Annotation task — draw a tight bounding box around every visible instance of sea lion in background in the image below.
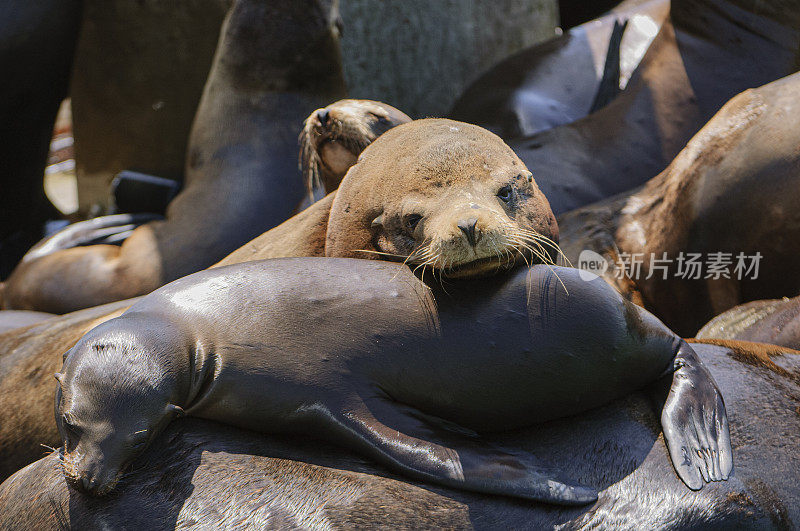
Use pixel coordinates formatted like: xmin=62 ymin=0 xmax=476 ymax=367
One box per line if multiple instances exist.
xmin=300 ymin=99 xmax=411 ymax=200
xmin=451 ymin=0 xmax=669 ymax=138
xmin=556 ymin=72 xmax=800 ymax=336
xmin=453 ymin=0 xmax=800 ymax=215
xmin=55 ymin=259 xmax=729 ymax=498
xmin=4 ymin=341 xmax=795 ymax=528
xmin=0 ymin=0 xmax=81 ymax=278
xmin=697 ymin=295 xmax=800 ymax=350
xmin=1 ymin=0 xmax=346 ymax=314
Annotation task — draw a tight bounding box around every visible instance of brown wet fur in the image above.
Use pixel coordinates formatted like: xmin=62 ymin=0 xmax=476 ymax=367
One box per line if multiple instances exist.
xmin=688 ymin=338 xmax=800 ymax=381
xmin=697 ymin=295 xmax=800 ymax=350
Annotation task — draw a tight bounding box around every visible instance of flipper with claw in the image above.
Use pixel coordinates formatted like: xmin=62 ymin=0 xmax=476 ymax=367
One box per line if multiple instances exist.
xmin=656 ymin=340 xmax=733 ymax=489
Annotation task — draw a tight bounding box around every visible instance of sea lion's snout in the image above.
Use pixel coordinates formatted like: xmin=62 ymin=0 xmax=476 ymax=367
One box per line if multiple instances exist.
xmin=65 ymin=456 xmax=121 ymax=497
xmin=457 ymin=217 xmax=480 ymax=247
xmin=317 ymin=108 xmax=330 ymax=126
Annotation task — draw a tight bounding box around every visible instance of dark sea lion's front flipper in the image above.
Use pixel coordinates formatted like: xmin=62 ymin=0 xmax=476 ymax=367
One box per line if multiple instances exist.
xmin=656 ymin=340 xmax=733 ymax=490
xmin=327 ymin=396 xmax=597 ymax=505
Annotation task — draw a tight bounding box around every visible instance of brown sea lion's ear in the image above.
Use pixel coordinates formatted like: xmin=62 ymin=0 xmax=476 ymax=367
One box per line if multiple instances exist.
xmin=54 ymin=372 xmax=64 ymax=384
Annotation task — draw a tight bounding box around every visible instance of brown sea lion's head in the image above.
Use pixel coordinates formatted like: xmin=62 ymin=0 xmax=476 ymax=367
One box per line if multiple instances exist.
xmin=300 ymin=99 xmax=411 ymax=198
xmin=55 ymin=329 xmax=183 ymax=496
xmin=325 ymin=118 xmax=559 ymax=279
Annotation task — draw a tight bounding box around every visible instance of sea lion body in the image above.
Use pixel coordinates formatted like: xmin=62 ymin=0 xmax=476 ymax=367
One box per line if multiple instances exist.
xmin=57 ymin=259 xmax=729 ymax=499
xmin=697 ymin=295 xmax=800 ymax=350
xmin=0 ymin=310 xmax=54 ymax=334
xmin=2 ymin=0 xmax=346 ymax=314
xmin=4 ymin=342 xmax=792 ymax=528
xmin=557 ymin=71 xmax=800 ymax=336
xmin=454 ymin=0 xmax=800 ymax=215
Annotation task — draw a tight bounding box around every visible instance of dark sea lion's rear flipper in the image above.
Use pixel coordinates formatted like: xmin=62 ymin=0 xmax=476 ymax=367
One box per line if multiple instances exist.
xmin=328 ymin=396 xmax=597 ymax=505
xmin=655 ymin=340 xmax=733 ymax=490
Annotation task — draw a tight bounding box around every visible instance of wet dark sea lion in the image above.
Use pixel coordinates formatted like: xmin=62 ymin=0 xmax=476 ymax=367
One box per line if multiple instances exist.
xmin=697 ymin=295 xmax=800 ymax=350
xmin=55 ymin=259 xmax=729 ymax=499
xmin=3 ymin=341 xmax=795 ymax=528
xmin=1 ymin=0 xmax=346 ymax=314
xmin=0 ymin=301 xmax=131 ymax=480
xmin=454 ymin=0 xmax=800 ymax=215
xmin=557 ymin=72 xmax=800 ymax=336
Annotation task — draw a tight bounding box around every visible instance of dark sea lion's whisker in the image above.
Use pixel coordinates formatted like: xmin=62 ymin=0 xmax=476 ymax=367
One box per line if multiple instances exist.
xmin=351 ymin=249 xmax=410 ymax=259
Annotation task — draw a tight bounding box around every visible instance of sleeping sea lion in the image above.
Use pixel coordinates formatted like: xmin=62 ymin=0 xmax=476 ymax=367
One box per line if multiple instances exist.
xmin=300 ymin=99 xmax=411 ymax=200
xmin=55 ymin=259 xmax=730 ymax=499
xmin=3 ymin=341 xmax=797 ymax=528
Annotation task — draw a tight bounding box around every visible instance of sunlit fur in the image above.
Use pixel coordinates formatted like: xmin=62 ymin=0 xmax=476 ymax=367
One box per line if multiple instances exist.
xmin=325 ymin=118 xmax=561 ymax=281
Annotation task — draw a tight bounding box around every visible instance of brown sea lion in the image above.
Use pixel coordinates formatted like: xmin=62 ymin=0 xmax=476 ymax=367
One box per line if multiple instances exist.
xmin=557 ymin=72 xmax=800 ymax=336
xmin=3 ymin=341 xmax=795 ymax=528
xmin=453 ymin=0 xmax=800 ymax=215
xmin=696 ymin=295 xmax=800 ymax=350
xmin=222 ymin=118 xmax=560 ymax=280
xmin=1 ymin=0 xmax=346 ymax=314
xmin=54 ymin=259 xmax=729 ymax=499
xmin=300 ymin=99 xmax=411 ymax=200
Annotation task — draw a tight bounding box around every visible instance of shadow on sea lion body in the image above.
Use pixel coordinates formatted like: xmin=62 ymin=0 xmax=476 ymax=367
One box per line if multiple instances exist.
xmin=453 ymin=0 xmax=800 ymax=215
xmin=1 ymin=342 xmax=797 ymax=528
xmin=1 ymin=0 xmax=346 ymax=314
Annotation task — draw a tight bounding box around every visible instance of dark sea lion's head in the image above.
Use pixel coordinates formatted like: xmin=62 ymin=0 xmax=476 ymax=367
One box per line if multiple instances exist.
xmin=325 ymin=118 xmax=559 ymax=279
xmin=54 ymin=333 xmax=183 ymax=496
xmin=300 ymin=99 xmax=411 ymax=197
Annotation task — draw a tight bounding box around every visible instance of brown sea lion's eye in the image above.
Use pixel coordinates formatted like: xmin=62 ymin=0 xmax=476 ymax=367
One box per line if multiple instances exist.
xmin=405 ymin=214 xmax=422 ymax=232
xmin=497 ymin=184 xmax=514 ymax=203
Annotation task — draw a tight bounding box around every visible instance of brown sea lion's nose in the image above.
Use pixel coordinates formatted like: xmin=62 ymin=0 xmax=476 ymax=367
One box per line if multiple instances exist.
xmin=458 ymin=218 xmax=479 ymax=247
xmin=317 ymin=109 xmax=330 ymax=126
